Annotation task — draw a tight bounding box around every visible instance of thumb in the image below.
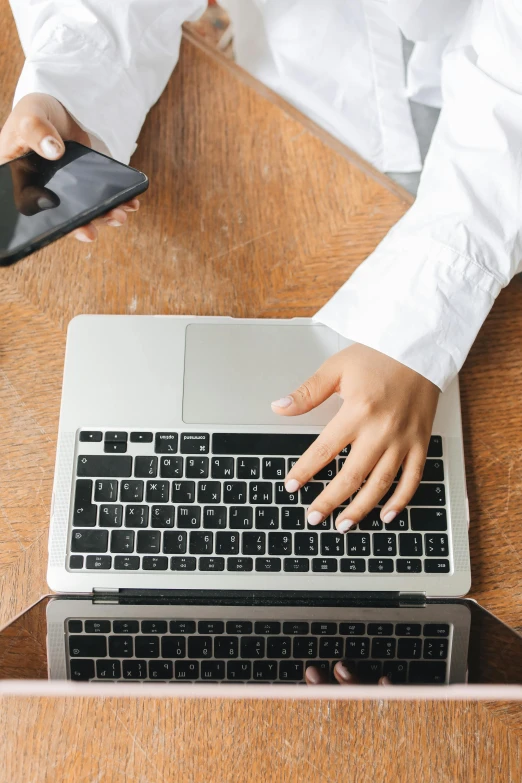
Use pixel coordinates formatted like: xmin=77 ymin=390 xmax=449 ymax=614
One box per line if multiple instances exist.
xmin=271 ymin=362 xmax=339 ymax=417
xmin=18 ymin=112 xmax=65 ymax=160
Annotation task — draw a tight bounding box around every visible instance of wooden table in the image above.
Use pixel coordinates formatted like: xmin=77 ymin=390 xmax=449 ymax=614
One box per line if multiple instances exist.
xmin=0 ymin=6 xmax=521 ymax=779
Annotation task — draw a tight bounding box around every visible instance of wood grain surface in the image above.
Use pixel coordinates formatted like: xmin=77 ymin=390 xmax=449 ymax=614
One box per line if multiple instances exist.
xmin=0 ymin=5 xmax=521 ymax=781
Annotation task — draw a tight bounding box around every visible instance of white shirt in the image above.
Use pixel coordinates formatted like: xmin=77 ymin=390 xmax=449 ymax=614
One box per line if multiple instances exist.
xmin=10 ymin=0 xmax=522 ymax=391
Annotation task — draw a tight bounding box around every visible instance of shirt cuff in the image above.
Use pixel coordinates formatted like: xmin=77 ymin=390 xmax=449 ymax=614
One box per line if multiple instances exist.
xmin=313 ymin=234 xmax=500 ymax=391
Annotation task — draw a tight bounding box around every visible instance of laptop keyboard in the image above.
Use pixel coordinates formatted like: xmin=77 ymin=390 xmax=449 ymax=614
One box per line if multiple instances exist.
xmin=67 ymin=617 xmax=451 ymax=684
xmin=69 ymin=431 xmax=450 ymax=575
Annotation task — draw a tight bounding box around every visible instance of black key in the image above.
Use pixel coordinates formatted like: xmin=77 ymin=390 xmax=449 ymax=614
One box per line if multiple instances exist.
xmin=69 ymin=635 xmax=107 ymax=657
xmin=68 ymin=620 xmax=83 ymax=633
xmin=135 ymin=636 xmax=160 ymax=658
xmin=188 ymin=636 xmax=212 ymax=658
xmin=268 ymin=532 xmax=292 ymax=555
xmin=281 ymin=507 xmax=305 ymax=530
xmin=86 ymin=555 xmax=112 ymax=569
xmin=170 ymin=556 xmax=196 ymax=571
xmin=203 ymin=506 xmax=227 ymax=529
xmin=169 ymin=621 xmax=196 ymax=634
xmin=137 ymin=530 xmax=160 ymax=554
xmin=226 ymin=621 xmax=252 ymax=634
xmin=180 ymin=433 xmax=209 ymax=454
xmin=424 ymin=624 xmax=450 ymax=637
xmin=227 ymin=661 xmax=252 ymax=680
xmin=198 ymin=621 xmax=224 ymax=634
xmin=113 ymin=621 xmax=139 ymax=634
xmin=300 ymin=483 xmax=324 ymax=505
xmin=199 ymin=557 xmax=225 ymax=571
xmin=274 ymin=483 xmax=298 ymax=505
xmin=161 ymin=636 xmax=186 ymax=657
xmin=134 ymin=456 xmax=158 ymax=478
xmin=305 ymin=660 xmax=330 ymax=679
xmin=295 ymin=533 xmax=318 ymax=556
xmin=237 ymin=457 xmax=259 ymax=479
xmin=249 ymin=482 xmax=273 ymax=504
xmin=346 ymin=533 xmax=370 ymax=556
xmin=410 ymin=509 xmax=447 ymax=531
xmin=425 ymin=534 xmax=449 ymax=557
xmin=79 ymin=431 xmax=102 ymax=442
xmin=287 ymin=458 xmax=298 ymax=471
xmin=357 ymin=661 xmax=382 ymax=683
xmin=149 ymin=660 xmax=173 ymax=680
xmin=98 ymin=504 xmax=123 ymax=528
xmin=141 ymin=621 xmax=168 ymax=634
xmin=311 ymin=622 xmax=337 ymax=635
xmin=211 ymin=457 xmax=234 ymax=479
xmin=104 ymin=442 xmax=127 ymax=454
xmin=73 ymin=479 xmax=96 ymax=527
xmin=367 ymin=623 xmax=393 ymax=636
xmin=399 ymin=533 xmax=423 ymax=556
xmin=396 ymin=623 xmax=422 ymax=636
xmin=155 ymin=432 xmax=178 ymax=454
xmin=151 ymin=505 xmax=175 ymax=528
xmin=398 ymin=638 xmax=422 ymax=659
xmin=242 ymin=532 xmax=265 ymax=555
xmin=216 ymin=531 xmax=240 ymax=555
xmin=340 ymin=558 xmax=366 ymax=572
xmin=175 ymin=661 xmax=199 ymax=680
xmin=368 ymin=559 xmax=394 ymax=573
xmin=262 ymin=457 xmax=285 ymax=479
xmin=120 ymin=480 xmax=144 ymax=502
xmin=114 ymin=556 xmax=140 ymax=570
xmin=427 ymin=436 xmax=443 ymax=457
xmin=424 ymin=639 xmax=449 ymax=659
xmin=422 ymin=459 xmax=444 ymax=481
xmin=69 ymin=555 xmax=84 ymax=569
xmin=186 ymin=457 xmax=209 ymax=478
xmin=105 ymin=431 xmax=127 ymax=443
xmin=172 ymin=481 xmax=196 ymax=503
xmin=312 ymin=558 xmax=338 ymax=572
xmin=409 ymin=484 xmax=445 ymax=506
xmin=212 ymin=433 xmax=317 ymax=456
xmin=283 ymin=622 xmax=309 ymax=635
xmin=201 ymin=660 xmax=225 ymax=680
xmin=160 ymin=456 xmax=183 ymax=479
xmin=109 ymin=636 xmax=134 ymax=657
xmin=111 ymin=530 xmax=135 ymax=553
xmin=229 ymin=507 xmax=253 ymax=529
xmin=253 ymin=661 xmax=278 ymax=681
xmin=124 ymin=505 xmax=149 ymax=528
xmin=77 ymin=455 xmax=132 ymax=478
xmin=321 ymin=533 xmax=344 ymax=556
xmin=189 ymin=531 xmax=213 ymax=554
xmin=314 ymin=461 xmax=337 ymax=481
xmin=339 ymin=623 xmax=365 ymax=635
xmin=227 ymin=557 xmax=253 ymax=571
xmin=373 ymin=533 xmax=397 ymax=556
xmin=358 ymin=509 xmax=383 ymax=531
xmin=255 ymin=622 xmax=280 ymax=635
xmin=256 ymin=507 xmax=279 ymax=530
xmin=71 ymin=529 xmax=108 ymax=553
xmin=85 ymin=620 xmax=111 ymax=634
xmin=241 ymin=637 xmax=265 ymax=658
xmin=284 ymin=557 xmax=309 ymax=572
xmin=267 ymin=637 xmax=292 ymax=657
xmin=396 ymin=557 xmax=422 ymax=573
xmin=146 ymin=480 xmax=169 ymax=503
xmin=197 ymin=481 xmax=221 ymax=503
xmin=143 ymin=556 xmax=168 ymax=570
xmin=293 ymin=637 xmax=317 ymax=658
xmin=70 ymin=659 xmax=95 ymax=680
xmin=94 ymin=480 xmax=118 ymax=502
xmin=371 ymin=638 xmax=396 ymax=658
xmin=385 ymin=511 xmax=409 ymax=531
xmin=382 ymin=661 xmax=408 ymax=683
xmin=255 ymin=558 xmax=281 ymax=572
xmin=279 ymin=661 xmax=304 ymax=681
xmin=176 ymin=506 xmax=201 ymax=528
xmin=96 ymin=660 xmax=121 ymax=680
xmin=424 ymin=559 xmax=450 ymax=573
xmin=122 ymin=660 xmax=147 ymax=679
xmin=319 ymin=636 xmax=343 ymax=658
xmin=409 ymin=661 xmax=446 ymax=684
xmin=130 ymin=431 xmax=153 ymax=443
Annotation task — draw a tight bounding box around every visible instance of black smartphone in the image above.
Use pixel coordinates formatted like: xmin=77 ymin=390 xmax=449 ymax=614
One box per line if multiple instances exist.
xmin=0 ymin=140 xmax=149 ymax=266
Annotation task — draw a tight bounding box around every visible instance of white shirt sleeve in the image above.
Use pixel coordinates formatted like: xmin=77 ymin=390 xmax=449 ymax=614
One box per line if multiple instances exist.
xmin=9 ymin=0 xmax=206 ymax=163
xmin=315 ymin=0 xmax=522 ymax=391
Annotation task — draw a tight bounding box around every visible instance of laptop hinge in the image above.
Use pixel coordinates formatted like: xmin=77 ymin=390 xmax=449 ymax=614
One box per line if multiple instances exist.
xmin=92 ymin=587 xmax=120 ymax=605
xmin=398 ymin=592 xmax=426 ymax=607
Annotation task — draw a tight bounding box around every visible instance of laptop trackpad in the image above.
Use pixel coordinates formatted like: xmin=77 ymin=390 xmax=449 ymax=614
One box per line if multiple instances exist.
xmin=183 ymin=323 xmax=345 ymax=425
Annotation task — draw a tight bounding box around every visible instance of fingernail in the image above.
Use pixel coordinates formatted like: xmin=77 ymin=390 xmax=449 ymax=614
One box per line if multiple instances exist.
xmin=306 ymin=667 xmax=321 ymax=684
xmin=40 ymin=136 xmax=62 ymax=159
xmin=36 ymin=195 xmax=56 ymax=210
xmin=285 ymin=479 xmax=300 ymax=493
xmin=307 ymin=510 xmax=324 ymax=526
xmin=380 ymin=676 xmax=392 ymax=686
xmin=76 ymin=234 xmax=93 ymax=243
xmin=271 ymin=396 xmax=293 ymax=409
xmin=337 ymin=519 xmax=355 ymax=533
xmin=335 ymin=663 xmax=353 ymax=682
xmin=107 ymin=219 xmax=122 ymax=227
xmin=382 ymin=510 xmax=396 ymax=524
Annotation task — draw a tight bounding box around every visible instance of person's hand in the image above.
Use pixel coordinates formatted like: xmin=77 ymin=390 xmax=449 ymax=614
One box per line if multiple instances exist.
xmin=305 ymin=660 xmax=391 ymax=686
xmin=0 ymin=93 xmax=139 ymax=241
xmin=271 ymin=343 xmax=439 ymax=531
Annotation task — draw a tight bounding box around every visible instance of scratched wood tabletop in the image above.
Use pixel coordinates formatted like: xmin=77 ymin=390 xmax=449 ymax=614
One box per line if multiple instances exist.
xmin=0 ymin=2 xmax=521 ymax=779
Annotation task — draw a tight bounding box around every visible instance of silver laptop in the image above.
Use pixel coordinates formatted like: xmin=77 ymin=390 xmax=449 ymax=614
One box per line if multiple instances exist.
xmin=48 ymin=314 xmax=470 ymax=598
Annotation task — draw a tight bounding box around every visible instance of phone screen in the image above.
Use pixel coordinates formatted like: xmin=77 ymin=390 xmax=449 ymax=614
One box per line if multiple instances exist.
xmin=0 ymin=142 xmax=147 ymax=263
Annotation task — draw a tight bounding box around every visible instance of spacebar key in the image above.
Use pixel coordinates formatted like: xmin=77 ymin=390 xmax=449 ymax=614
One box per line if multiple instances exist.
xmin=77 ymin=455 xmax=132 ymax=478
xmin=212 ymin=433 xmax=317 ymax=456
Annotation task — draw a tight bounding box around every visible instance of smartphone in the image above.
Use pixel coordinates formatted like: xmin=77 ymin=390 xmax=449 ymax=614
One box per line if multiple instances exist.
xmin=0 ymin=140 xmax=149 ymax=266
